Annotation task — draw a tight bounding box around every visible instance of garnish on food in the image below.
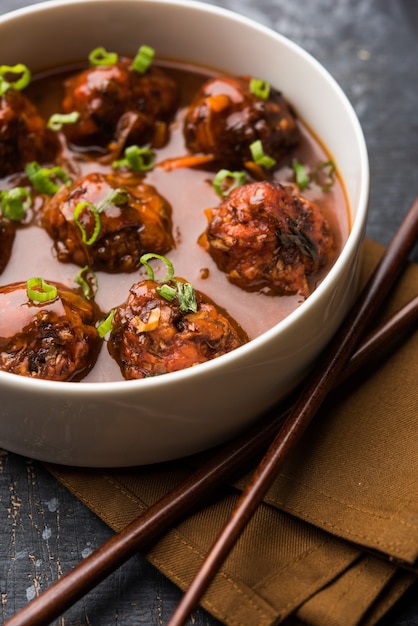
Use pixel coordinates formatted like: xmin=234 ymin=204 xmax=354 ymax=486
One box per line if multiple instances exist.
xmin=47 ymin=111 xmax=80 ymax=131
xmin=75 ymin=266 xmax=98 ymax=300
xmin=292 ymin=159 xmax=336 ymax=191
xmin=140 ymin=253 xmax=198 ymax=313
xmin=74 ymin=201 xmax=102 ymax=246
xmin=26 ymin=277 xmax=58 ymax=303
xmin=88 ymin=47 xmax=119 ymax=66
xmin=0 ymin=188 xmax=32 ymax=221
xmin=249 ymin=77 xmax=270 ymax=99
xmin=249 ymin=140 xmax=277 ymax=170
xmin=213 ymin=169 xmax=247 ymax=197
xmin=25 ymin=161 xmax=71 ymax=195
xmin=0 ymin=63 xmax=31 ymax=95
xmin=132 ymin=45 xmax=155 ymax=74
xmin=112 ymin=145 xmax=155 ymax=171
xmin=97 ymin=309 xmax=115 ymax=338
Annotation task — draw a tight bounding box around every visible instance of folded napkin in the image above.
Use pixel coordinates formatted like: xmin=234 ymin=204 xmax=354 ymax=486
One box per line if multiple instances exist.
xmin=45 ymin=238 xmax=418 ymax=626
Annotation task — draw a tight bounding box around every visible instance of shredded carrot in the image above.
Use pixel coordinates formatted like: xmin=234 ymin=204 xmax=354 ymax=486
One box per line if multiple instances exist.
xmin=197 ymin=230 xmax=209 ymax=250
xmin=204 ymin=208 xmax=213 ymax=222
xmin=158 ymin=154 xmax=216 ymax=171
xmin=206 ymin=94 xmax=230 ymax=113
xmin=244 ymin=160 xmax=270 ymax=180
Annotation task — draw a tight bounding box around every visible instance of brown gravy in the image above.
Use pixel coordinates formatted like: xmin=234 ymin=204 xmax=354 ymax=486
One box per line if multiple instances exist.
xmin=0 ymin=60 xmax=350 ymax=382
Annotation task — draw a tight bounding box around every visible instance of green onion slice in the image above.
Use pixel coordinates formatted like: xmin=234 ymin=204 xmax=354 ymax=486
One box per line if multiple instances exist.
xmin=156 ymin=283 xmax=177 ymax=301
xmin=312 ymin=159 xmax=336 ymax=191
xmin=0 ymin=187 xmax=32 ymax=221
xmin=292 ymin=160 xmax=310 ymax=190
xmin=89 ymin=47 xmax=119 ymax=66
xmin=249 ymin=140 xmax=276 ymax=169
xmin=47 ymin=111 xmax=80 ymax=131
xmin=0 ymin=63 xmax=31 ymax=96
xmin=249 ymin=78 xmax=270 ymax=99
xmin=140 ymin=253 xmax=174 ymax=283
xmin=96 ymin=188 xmax=129 ymax=213
xmin=112 ymin=145 xmax=155 ymax=172
xmin=140 ymin=254 xmax=198 ymax=313
xmin=213 ymin=169 xmax=246 ymax=197
xmin=73 ymin=201 xmax=102 ymax=246
xmin=132 ymin=45 xmax=155 ymax=74
xmin=25 ymin=162 xmax=71 ymax=195
xmin=75 ymin=266 xmax=98 ymax=299
xmin=175 ymin=280 xmax=198 ymax=313
xmin=97 ymin=309 xmax=115 ymax=338
xmin=26 ymin=277 xmax=58 ymax=303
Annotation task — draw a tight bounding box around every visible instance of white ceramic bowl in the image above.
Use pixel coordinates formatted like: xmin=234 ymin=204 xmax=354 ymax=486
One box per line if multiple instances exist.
xmin=0 ymin=0 xmax=369 ymax=467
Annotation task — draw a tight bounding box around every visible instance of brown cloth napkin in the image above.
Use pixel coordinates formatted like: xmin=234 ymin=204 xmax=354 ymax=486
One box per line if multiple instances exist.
xmin=45 ymin=238 xmax=418 ymax=626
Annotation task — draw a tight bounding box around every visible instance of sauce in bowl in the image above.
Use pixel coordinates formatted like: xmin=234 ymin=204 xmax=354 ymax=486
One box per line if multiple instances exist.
xmin=0 ymin=58 xmax=350 ymax=382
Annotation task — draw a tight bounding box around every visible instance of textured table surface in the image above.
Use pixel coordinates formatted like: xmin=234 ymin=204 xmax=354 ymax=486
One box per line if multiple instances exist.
xmin=1 ymin=0 xmax=418 ymax=624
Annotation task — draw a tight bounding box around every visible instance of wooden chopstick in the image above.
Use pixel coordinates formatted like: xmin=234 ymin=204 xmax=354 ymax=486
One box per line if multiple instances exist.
xmin=166 ymin=194 xmax=418 ymax=626
xmin=6 ymin=203 xmax=418 ymax=626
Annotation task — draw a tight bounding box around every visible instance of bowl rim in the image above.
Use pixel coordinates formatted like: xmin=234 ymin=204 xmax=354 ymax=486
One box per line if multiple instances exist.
xmin=0 ymin=0 xmax=370 ymax=396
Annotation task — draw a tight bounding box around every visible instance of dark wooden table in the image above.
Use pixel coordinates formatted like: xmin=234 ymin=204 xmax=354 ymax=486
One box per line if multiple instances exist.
xmin=1 ymin=0 xmax=417 ymax=624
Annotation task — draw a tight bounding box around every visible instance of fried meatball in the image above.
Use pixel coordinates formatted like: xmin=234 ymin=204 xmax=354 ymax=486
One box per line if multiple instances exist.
xmin=0 ymin=219 xmax=15 ymax=274
xmin=183 ymin=75 xmax=300 ymax=168
xmin=203 ymin=181 xmax=336 ymax=297
xmin=61 ymin=58 xmax=180 ymax=149
xmin=0 ymin=89 xmax=59 ymax=177
xmin=107 ymin=278 xmax=248 ymax=379
xmin=41 ymin=172 xmax=174 ymax=272
xmin=0 ymin=280 xmax=101 ymax=380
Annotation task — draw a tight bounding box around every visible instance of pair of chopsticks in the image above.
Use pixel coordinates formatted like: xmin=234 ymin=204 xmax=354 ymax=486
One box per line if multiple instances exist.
xmin=6 ymin=194 xmax=418 ymax=626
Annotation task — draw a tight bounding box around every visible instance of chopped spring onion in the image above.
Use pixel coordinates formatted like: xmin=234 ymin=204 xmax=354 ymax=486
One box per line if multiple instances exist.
xmin=292 ymin=159 xmax=336 ymax=191
xmin=249 ymin=140 xmax=276 ymax=169
xmin=249 ymin=78 xmax=270 ymax=99
xmin=312 ymin=159 xmax=336 ymax=191
xmin=213 ymin=169 xmax=246 ymax=197
xmin=112 ymin=145 xmax=155 ymax=172
xmin=156 ymin=283 xmax=177 ymax=301
xmin=96 ymin=188 xmax=129 ymax=212
xmin=75 ymin=266 xmax=98 ymax=299
xmin=89 ymin=47 xmax=119 ymax=66
xmin=47 ymin=111 xmax=80 ymax=131
xmin=292 ymin=160 xmax=310 ymax=190
xmin=157 ymin=279 xmax=197 ymax=313
xmin=26 ymin=277 xmax=58 ymax=303
xmin=140 ymin=254 xmax=198 ymax=313
xmin=73 ymin=201 xmax=101 ymax=246
xmin=0 ymin=187 xmax=32 ymax=221
xmin=0 ymin=63 xmax=31 ymax=95
xmin=140 ymin=253 xmax=174 ymax=283
xmin=25 ymin=162 xmax=71 ymax=195
xmin=97 ymin=309 xmax=115 ymax=338
xmin=175 ymin=280 xmax=197 ymax=313
xmin=132 ymin=45 xmax=155 ymax=73
xmin=73 ymin=190 xmax=128 ymax=247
